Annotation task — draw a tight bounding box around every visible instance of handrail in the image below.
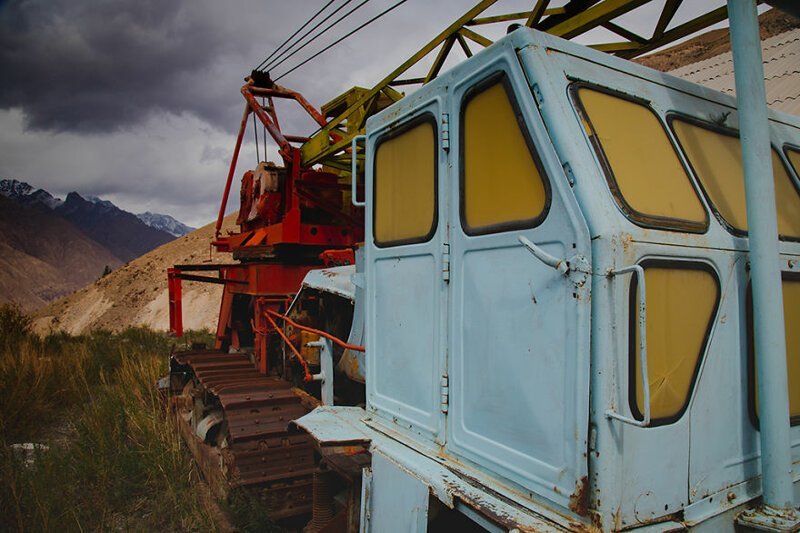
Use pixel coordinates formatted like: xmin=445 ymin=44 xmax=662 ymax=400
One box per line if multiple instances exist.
xmin=605 ymin=264 xmax=650 ymax=428
xmin=351 ymin=134 xmax=366 ymax=207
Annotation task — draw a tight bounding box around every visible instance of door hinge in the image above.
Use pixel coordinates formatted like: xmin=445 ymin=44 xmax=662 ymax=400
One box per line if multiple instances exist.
xmin=441 ymin=113 xmax=450 ymax=151
xmin=442 ymin=242 xmax=450 ymax=282
xmin=440 ymin=374 xmax=449 ymax=413
xmin=531 ymin=83 xmax=544 ymax=107
xmin=563 ymin=161 xmax=575 ymax=187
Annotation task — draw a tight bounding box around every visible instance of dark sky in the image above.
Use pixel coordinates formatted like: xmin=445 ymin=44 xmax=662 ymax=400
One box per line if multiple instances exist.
xmin=0 ymin=0 xmax=736 ymax=226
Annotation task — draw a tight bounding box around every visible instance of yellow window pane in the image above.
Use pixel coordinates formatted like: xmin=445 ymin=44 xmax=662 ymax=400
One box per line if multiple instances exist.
xmin=785 ymin=279 xmax=800 ymax=419
xmin=576 ymin=88 xmax=707 ymax=228
xmin=671 ymin=120 xmax=800 ymax=239
xmin=754 ymin=278 xmax=800 ymax=420
xmin=773 ymin=151 xmax=800 ymax=238
xmin=788 ymin=147 xmax=800 ymax=176
xmin=633 ymin=266 xmax=718 ymax=422
xmin=374 ymin=120 xmax=436 ymax=245
xmin=463 ymin=80 xmax=547 ymax=232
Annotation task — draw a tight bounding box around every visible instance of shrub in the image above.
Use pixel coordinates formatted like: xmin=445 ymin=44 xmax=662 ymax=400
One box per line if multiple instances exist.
xmin=0 ymin=327 xmax=219 ymax=531
xmin=0 ymin=304 xmax=32 ymax=351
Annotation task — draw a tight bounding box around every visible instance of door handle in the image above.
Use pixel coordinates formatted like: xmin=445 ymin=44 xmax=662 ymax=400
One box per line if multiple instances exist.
xmin=518 ymin=235 xmax=569 ymax=274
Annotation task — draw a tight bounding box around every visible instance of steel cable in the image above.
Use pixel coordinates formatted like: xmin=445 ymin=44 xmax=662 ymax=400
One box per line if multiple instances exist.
xmin=254 ymin=0 xmax=339 ymax=71
xmin=259 ymin=0 xmax=362 ymax=73
xmin=274 ymin=0 xmax=409 ymax=82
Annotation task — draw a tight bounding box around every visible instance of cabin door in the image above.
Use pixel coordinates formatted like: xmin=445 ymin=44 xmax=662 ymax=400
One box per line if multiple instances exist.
xmin=444 ymin=55 xmax=592 ymax=508
xmin=365 ymin=96 xmax=448 ymax=444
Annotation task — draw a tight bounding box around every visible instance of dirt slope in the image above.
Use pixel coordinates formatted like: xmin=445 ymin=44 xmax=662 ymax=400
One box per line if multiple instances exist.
xmin=33 ymin=213 xmax=238 ymax=335
xmin=636 ymin=8 xmax=799 ymax=72
xmin=0 ymin=196 xmax=123 ymax=312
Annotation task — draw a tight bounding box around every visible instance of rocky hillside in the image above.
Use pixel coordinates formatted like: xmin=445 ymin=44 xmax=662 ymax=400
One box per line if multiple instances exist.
xmin=33 ymin=213 xmax=238 ymax=335
xmin=0 ymin=178 xmax=198 ymax=312
xmin=54 ymin=192 xmax=175 ymax=262
xmin=636 ymin=8 xmax=799 ymax=72
xmin=0 ymin=196 xmax=122 ymax=312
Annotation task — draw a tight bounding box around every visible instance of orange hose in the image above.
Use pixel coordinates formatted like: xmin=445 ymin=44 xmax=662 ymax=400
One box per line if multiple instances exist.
xmin=265 ymin=309 xmax=365 ymax=352
xmin=262 ymin=313 xmax=314 ymax=382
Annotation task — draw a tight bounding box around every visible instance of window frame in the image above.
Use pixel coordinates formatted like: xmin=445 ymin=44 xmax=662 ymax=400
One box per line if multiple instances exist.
xmin=783 ymin=143 xmax=800 ymax=183
xmin=458 ymin=70 xmax=552 ymax=237
xmin=372 ymin=112 xmax=439 ymax=248
xmin=627 ymin=259 xmax=721 ymax=426
xmin=667 ymin=113 xmax=800 ymax=243
xmin=746 ymin=271 xmax=800 ymax=429
xmin=570 ymin=82 xmax=709 ymax=234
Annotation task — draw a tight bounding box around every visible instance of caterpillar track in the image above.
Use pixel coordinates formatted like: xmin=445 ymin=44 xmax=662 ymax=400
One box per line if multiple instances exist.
xmin=169 ymin=349 xmax=318 ymax=520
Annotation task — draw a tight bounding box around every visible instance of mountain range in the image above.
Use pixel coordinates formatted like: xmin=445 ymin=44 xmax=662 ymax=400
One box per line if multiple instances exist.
xmin=0 ymin=178 xmax=195 ymax=311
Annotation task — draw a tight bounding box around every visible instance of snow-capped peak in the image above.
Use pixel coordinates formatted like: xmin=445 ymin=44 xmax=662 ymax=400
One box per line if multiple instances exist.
xmin=136 ymin=211 xmax=195 ymax=237
xmin=0 ymin=179 xmax=34 ymax=199
xmin=0 ymin=179 xmax=63 ymax=209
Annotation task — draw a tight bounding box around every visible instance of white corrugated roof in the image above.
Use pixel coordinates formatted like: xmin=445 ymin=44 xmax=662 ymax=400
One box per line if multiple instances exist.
xmin=669 ymin=28 xmax=800 ymax=116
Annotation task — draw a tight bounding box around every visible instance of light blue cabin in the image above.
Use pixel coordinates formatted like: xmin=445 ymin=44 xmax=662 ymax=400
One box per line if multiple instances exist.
xmin=297 ymin=20 xmax=800 ymax=532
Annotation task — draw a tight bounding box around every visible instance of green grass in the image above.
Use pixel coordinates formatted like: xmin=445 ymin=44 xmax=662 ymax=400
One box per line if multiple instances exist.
xmin=0 ymin=304 xmax=219 ymax=532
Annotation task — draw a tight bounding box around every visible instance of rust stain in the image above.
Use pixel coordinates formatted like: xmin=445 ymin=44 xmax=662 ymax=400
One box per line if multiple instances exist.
xmin=590 ymin=509 xmax=603 ymax=529
xmin=569 ymin=475 xmax=590 ymax=516
xmin=621 ymin=233 xmax=633 ymax=255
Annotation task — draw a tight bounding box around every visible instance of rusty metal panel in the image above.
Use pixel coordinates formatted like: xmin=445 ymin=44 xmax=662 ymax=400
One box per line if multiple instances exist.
xmin=366 ymin=452 xmax=429 ymax=532
xmin=297 ymin=406 xmax=576 ymax=531
xmin=299 ymin=264 xmax=356 ymax=301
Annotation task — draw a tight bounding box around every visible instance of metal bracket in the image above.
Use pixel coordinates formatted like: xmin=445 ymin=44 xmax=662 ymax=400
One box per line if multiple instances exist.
xmin=441 ymin=113 xmax=450 ymax=151
xmin=308 ymin=337 xmax=335 ymax=405
xmin=605 ymin=264 xmax=650 ymax=428
xmin=440 ymin=374 xmax=449 ymax=413
xmin=442 ymin=243 xmax=451 ymax=283
xmin=351 ymin=134 xmax=366 ymax=207
xmin=736 ymin=504 xmax=800 ymax=532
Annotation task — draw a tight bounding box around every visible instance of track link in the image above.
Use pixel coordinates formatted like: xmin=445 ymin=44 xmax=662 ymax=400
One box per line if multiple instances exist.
xmin=171 ymin=349 xmax=315 ymax=520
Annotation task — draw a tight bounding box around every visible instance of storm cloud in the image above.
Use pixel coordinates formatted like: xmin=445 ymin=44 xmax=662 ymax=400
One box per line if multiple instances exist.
xmin=1 ymin=0 xmax=266 ymax=132
xmin=0 ymin=0 xmax=461 ymax=135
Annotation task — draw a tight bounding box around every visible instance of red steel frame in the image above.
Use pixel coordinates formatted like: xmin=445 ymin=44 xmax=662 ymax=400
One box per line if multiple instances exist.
xmin=213 ymin=82 xmax=357 ymax=245
xmin=169 ymin=78 xmax=362 ymax=378
xmin=167 ymin=268 xmax=183 ymax=337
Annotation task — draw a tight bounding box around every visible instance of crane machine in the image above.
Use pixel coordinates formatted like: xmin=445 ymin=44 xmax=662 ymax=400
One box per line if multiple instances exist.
xmin=167 ymin=0 xmax=800 ymax=530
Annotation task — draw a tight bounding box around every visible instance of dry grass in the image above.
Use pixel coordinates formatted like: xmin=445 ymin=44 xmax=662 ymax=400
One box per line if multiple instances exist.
xmin=0 ymin=304 xmax=218 ymax=531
